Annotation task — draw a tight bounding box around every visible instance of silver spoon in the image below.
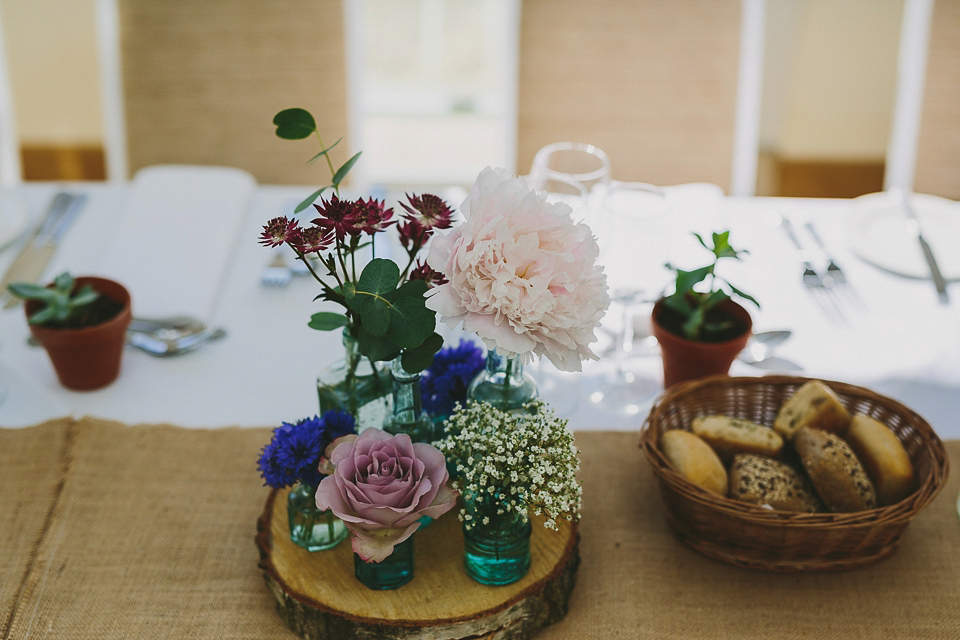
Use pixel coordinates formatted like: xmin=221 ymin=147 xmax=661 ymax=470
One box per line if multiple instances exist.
xmin=126 ymin=326 xmax=227 ymax=357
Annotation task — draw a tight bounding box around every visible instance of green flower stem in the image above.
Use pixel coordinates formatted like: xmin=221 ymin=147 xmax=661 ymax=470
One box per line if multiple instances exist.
xmin=502 ymin=355 xmax=513 ymax=407
xmin=316 ymin=131 xmax=338 ymax=195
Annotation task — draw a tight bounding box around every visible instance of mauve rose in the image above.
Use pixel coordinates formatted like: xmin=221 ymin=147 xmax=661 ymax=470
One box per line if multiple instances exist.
xmin=315 ymin=429 xmax=458 ymax=562
xmin=426 ymin=167 xmax=610 ymax=372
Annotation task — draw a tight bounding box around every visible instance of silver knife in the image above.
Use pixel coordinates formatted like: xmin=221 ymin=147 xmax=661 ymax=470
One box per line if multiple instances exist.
xmin=896 ymin=189 xmax=949 ymax=304
xmin=0 ymin=192 xmax=87 ymax=308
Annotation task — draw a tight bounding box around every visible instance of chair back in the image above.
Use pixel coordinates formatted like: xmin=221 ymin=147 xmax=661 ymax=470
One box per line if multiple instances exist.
xmin=516 ymin=0 xmax=743 ymax=191
xmin=117 ymin=0 xmax=349 ymax=184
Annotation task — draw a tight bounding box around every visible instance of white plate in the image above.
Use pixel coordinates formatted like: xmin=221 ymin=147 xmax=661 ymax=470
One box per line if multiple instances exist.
xmin=0 ymin=191 xmax=28 ymax=252
xmin=849 ymin=192 xmax=960 ymax=282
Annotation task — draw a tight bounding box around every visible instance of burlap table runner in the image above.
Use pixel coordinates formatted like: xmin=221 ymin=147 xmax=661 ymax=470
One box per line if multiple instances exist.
xmin=2 ymin=417 xmax=959 ymax=639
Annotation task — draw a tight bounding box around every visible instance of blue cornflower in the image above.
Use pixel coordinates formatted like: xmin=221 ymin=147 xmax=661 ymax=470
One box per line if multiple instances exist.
xmin=257 ymin=410 xmax=357 ymax=490
xmin=421 ymin=340 xmax=486 ymax=417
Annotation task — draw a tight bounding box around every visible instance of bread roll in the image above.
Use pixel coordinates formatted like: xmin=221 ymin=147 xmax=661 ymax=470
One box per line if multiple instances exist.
xmin=774 ymin=380 xmax=851 ymax=442
xmin=692 ymin=415 xmax=784 ymax=459
xmin=729 ymin=454 xmax=823 ymax=512
xmin=794 ymin=427 xmax=876 ymax=512
xmin=660 ymin=429 xmax=728 ymax=496
xmin=846 ymin=414 xmax=915 ymax=506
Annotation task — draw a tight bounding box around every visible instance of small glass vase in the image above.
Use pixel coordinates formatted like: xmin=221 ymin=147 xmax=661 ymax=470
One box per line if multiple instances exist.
xmin=382 ymin=356 xmax=435 ymax=443
xmin=318 ymin=329 xmax=392 ymax=428
xmin=354 ymin=536 xmax=414 ymax=590
xmin=287 ymin=483 xmax=348 ymax=551
xmin=467 ymin=349 xmax=538 ymax=412
xmin=462 ymin=508 xmax=532 ymax=586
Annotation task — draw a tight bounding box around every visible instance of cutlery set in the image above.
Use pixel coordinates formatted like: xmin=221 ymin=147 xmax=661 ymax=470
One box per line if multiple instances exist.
xmin=28 ymin=315 xmax=227 ymax=357
xmin=781 ymin=216 xmax=860 ymax=323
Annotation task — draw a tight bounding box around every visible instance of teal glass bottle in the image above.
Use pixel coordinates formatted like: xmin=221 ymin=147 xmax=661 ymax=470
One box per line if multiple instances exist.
xmin=462 ymin=506 xmax=532 ymax=586
xmin=382 ymin=356 xmax=435 ymax=443
xmin=354 ymin=536 xmax=414 ymax=590
xmin=317 ymin=329 xmax=392 ymax=427
xmin=287 ymin=483 xmax=348 ymax=551
xmin=467 ymin=349 xmax=538 ymax=412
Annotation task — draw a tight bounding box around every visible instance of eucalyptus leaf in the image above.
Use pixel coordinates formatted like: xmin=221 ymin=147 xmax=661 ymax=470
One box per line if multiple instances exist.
xmin=294 ymin=186 xmax=329 ymax=213
xmin=273 ymin=108 xmax=316 ymax=139
xmin=307 ymin=138 xmax=342 ymax=164
xmin=331 ymin=151 xmax=362 ymax=186
xmin=357 ymin=327 xmax=401 ymax=362
xmin=400 ymin=332 xmax=443 ymax=373
xmin=386 ymin=296 xmax=435 ymax=349
xmin=308 ymin=312 xmax=348 ymax=331
xmin=360 ymin=298 xmax=391 ymax=336
xmin=357 ymin=259 xmax=400 ymax=297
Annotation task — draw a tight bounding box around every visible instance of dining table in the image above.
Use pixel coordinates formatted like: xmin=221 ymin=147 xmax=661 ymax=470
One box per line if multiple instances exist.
xmin=1 ymin=167 xmax=959 ymax=639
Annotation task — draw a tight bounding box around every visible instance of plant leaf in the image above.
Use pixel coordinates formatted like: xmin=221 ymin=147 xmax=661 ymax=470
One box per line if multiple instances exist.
xmin=728 ymin=283 xmax=760 ymax=308
xmin=674 ymin=266 xmax=712 ymax=294
xmin=7 ymin=282 xmax=54 ymax=300
xmin=357 ymin=259 xmax=400 ymax=298
xmin=692 ymin=233 xmax=709 ymax=251
xmin=661 ymin=292 xmax=692 ymax=316
xmin=308 ymin=312 xmax=348 ymax=331
xmin=28 ymin=305 xmax=55 ymax=325
xmin=357 ymin=327 xmax=401 ymax=362
xmin=386 ymin=296 xmax=435 ymax=349
xmin=681 ymin=306 xmax=704 ymax=340
xmin=385 ymin=278 xmax=428 ymax=302
xmin=294 ymin=186 xmax=329 ymax=213
xmin=273 ymin=108 xmax=316 ymax=139
xmin=400 ymin=332 xmax=443 ymax=373
xmin=331 ymin=151 xmax=362 ymax=186
xmin=701 ymin=288 xmax=729 ymax=311
xmin=53 ymin=272 xmax=73 ymax=293
xmin=359 ymin=298 xmax=391 ymax=336
xmin=70 ymin=286 xmax=99 ymax=308
xmin=307 ymin=137 xmax=342 ymax=164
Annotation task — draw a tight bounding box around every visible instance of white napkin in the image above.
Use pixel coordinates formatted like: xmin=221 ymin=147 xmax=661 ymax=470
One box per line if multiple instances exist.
xmin=96 ymin=165 xmax=256 ymax=320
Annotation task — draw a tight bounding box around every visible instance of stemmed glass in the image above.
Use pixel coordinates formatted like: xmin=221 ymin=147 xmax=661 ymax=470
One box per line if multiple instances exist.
xmin=527 ymin=142 xmax=667 ymax=416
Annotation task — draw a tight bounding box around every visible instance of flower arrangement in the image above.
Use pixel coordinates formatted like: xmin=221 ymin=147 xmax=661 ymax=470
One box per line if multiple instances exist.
xmin=261 ymin=108 xmax=451 ymax=374
xmin=316 ymin=428 xmax=458 ymax=562
xmin=436 ymin=400 xmax=581 ymax=531
xmin=419 ymin=339 xmax=486 ymax=418
xmin=257 ymin=410 xmax=357 ymax=491
xmin=425 ymin=167 xmax=610 ymax=373
xmin=660 ymin=230 xmax=759 ymax=341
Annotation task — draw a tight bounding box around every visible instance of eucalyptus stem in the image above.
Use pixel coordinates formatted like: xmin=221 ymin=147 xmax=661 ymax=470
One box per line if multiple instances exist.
xmin=316 ymin=131 xmax=338 ymax=195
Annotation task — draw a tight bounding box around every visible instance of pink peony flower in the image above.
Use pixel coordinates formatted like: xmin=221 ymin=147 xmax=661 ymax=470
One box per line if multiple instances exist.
xmin=425 ymin=167 xmax=610 ymax=372
xmin=315 ymin=429 xmax=458 ymax=563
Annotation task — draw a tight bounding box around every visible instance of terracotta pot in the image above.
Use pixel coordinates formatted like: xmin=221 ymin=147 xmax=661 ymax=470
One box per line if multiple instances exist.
xmin=25 ymin=276 xmax=132 ymax=391
xmin=651 ymin=298 xmax=752 ymax=389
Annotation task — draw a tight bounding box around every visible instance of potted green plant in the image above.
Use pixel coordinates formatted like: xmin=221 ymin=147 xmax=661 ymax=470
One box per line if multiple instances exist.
xmin=8 ymin=272 xmax=132 ymax=390
xmin=652 ymin=231 xmax=758 ymax=388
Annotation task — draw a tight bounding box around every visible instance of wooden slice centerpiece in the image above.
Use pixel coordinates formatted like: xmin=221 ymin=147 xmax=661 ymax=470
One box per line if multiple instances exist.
xmin=256 ymin=488 xmax=580 ymax=639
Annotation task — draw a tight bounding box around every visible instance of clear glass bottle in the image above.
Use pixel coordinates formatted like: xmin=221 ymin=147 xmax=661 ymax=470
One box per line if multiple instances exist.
xmin=354 ymin=536 xmax=414 ymax=590
xmin=462 ymin=506 xmax=532 ymax=586
xmin=382 ymin=356 xmax=435 ymax=443
xmin=317 ymin=329 xmax=392 ymax=429
xmin=467 ymin=349 xmax=538 ymax=412
xmin=287 ymin=483 xmax=348 ymax=551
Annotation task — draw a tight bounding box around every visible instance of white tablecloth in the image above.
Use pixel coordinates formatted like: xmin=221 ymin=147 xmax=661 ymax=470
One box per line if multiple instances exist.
xmin=1 ymin=178 xmax=958 ymax=438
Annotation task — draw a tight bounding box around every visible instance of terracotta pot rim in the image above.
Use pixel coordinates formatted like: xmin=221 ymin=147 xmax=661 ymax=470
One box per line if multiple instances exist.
xmin=651 ymin=297 xmax=752 ymax=348
xmin=25 ymin=276 xmax=132 ymax=339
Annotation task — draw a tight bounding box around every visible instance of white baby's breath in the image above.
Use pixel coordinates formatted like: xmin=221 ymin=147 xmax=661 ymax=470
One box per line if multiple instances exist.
xmin=436 ymin=400 xmax=581 ymax=531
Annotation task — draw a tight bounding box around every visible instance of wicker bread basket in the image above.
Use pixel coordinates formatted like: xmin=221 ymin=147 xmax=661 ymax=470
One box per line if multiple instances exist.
xmin=640 ymin=375 xmax=949 ymax=572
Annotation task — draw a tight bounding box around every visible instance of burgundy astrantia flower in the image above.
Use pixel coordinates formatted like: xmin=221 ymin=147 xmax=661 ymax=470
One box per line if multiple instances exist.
xmin=409 ymin=260 xmax=448 ymax=286
xmin=398 ymin=219 xmax=428 ymax=252
xmin=290 ymin=225 xmax=334 ymax=254
xmin=259 ymin=216 xmax=299 ymax=247
xmin=401 ymin=193 xmax=454 ymax=230
xmin=311 ymin=195 xmax=364 ymax=240
xmin=355 ymin=197 xmax=395 ymax=236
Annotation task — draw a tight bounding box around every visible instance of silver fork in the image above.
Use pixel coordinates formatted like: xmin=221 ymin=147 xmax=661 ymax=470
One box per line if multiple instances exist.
xmin=781 ymin=217 xmax=846 ymax=322
xmin=261 ymin=252 xmax=293 ymax=287
xmin=804 ymin=221 xmax=865 ymax=309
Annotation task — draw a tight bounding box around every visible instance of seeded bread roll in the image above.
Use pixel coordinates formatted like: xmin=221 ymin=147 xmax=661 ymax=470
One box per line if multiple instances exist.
xmin=774 ymin=380 xmax=851 ymax=442
xmin=692 ymin=415 xmax=784 ymax=459
xmin=794 ymin=427 xmax=876 ymax=512
xmin=729 ymin=454 xmax=823 ymax=512
xmin=846 ymin=414 xmax=915 ymax=506
xmin=659 ymin=429 xmax=728 ymax=496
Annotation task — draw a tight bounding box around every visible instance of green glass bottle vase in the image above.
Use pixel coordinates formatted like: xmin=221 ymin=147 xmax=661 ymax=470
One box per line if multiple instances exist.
xmin=467 ymin=349 xmax=538 ymax=412
xmin=318 ymin=329 xmax=393 ymax=427
xmin=354 ymin=536 xmax=414 ymax=590
xmin=382 ymin=356 xmax=435 ymax=443
xmin=462 ymin=506 xmax=532 ymax=586
xmin=287 ymin=483 xmax=348 ymax=551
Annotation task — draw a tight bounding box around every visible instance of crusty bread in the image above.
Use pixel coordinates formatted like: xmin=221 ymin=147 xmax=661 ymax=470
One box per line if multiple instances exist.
xmin=794 ymin=427 xmax=876 ymax=512
xmin=729 ymin=454 xmax=823 ymax=512
xmin=774 ymin=380 xmax=851 ymax=442
xmin=660 ymin=430 xmax=728 ymax=496
xmin=846 ymin=414 xmax=915 ymax=506
xmin=692 ymin=415 xmax=784 ymax=459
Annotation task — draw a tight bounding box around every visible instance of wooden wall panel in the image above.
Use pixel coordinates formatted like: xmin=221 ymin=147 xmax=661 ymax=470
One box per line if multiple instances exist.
xmin=914 ymin=0 xmax=960 ymax=199
xmin=517 ymin=0 xmax=741 ymax=190
xmin=120 ymin=0 xmax=348 ymax=184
